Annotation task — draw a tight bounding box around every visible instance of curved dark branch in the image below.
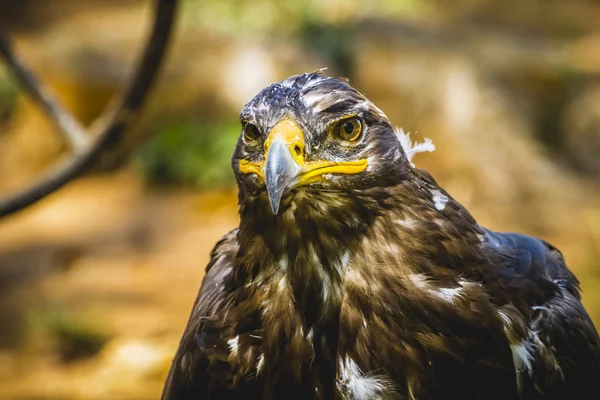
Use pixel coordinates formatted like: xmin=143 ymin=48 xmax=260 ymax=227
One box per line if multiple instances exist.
xmin=0 ymin=0 xmax=179 ymax=218
xmin=0 ymin=35 xmax=89 ymax=152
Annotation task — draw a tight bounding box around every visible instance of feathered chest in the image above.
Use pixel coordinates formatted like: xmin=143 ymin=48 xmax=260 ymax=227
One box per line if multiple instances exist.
xmin=215 ymin=234 xmax=518 ymax=400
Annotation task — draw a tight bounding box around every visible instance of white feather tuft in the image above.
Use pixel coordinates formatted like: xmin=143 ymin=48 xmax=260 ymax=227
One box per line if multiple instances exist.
xmin=256 ymin=353 xmax=265 ymax=373
xmin=395 ymin=128 xmax=435 ymax=166
xmin=227 ymin=336 xmax=239 ymax=356
xmin=430 ymin=189 xmax=449 ymax=211
xmin=338 ymin=357 xmax=394 ymax=399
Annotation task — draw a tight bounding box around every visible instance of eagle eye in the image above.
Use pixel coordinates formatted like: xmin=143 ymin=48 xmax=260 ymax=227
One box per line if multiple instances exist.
xmin=243 ymin=123 xmax=261 ymax=143
xmin=334 ymin=117 xmax=362 ymax=142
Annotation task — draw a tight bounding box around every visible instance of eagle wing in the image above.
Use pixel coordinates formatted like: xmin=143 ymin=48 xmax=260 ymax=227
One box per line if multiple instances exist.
xmin=482 ymin=228 xmax=600 ymax=398
xmin=161 ymin=228 xmax=239 ymax=400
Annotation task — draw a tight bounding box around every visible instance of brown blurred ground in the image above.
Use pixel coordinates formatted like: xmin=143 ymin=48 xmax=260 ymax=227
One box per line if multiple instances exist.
xmin=0 ymin=0 xmax=600 ymax=398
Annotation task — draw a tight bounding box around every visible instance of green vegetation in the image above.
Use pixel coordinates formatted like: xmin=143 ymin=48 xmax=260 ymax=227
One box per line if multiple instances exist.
xmin=30 ymin=306 xmax=111 ymax=362
xmin=180 ymin=0 xmax=425 ymax=36
xmin=0 ymin=70 xmax=18 ymax=124
xmin=300 ymin=21 xmax=354 ymax=76
xmin=136 ymin=118 xmax=241 ymax=188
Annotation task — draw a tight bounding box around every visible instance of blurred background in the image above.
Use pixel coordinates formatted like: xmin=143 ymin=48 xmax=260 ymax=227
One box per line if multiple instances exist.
xmin=0 ymin=0 xmax=599 ymax=398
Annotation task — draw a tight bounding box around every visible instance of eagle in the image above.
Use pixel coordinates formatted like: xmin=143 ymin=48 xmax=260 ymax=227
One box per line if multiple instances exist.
xmin=161 ymin=72 xmax=600 ymax=400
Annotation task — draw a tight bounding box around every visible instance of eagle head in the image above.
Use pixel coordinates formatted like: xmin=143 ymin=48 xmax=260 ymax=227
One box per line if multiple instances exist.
xmin=232 ymin=71 xmax=410 ymax=219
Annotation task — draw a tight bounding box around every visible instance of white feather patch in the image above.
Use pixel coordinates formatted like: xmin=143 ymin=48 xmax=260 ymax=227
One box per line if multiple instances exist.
xmin=511 ymin=341 xmax=534 ymax=374
xmin=278 ymin=276 xmax=287 ymax=292
xmin=395 ymin=218 xmax=416 ymax=229
xmin=511 ymin=340 xmax=535 ymax=392
xmin=431 ymin=189 xmax=449 ymax=211
xmin=498 ymin=308 xmax=539 ymax=393
xmin=341 ymin=251 xmax=350 ymax=268
xmin=436 ymin=287 xmax=464 ymax=304
xmin=338 ymin=357 xmax=393 ymax=399
xmin=227 ymin=336 xmax=239 ymax=356
xmin=256 ymin=353 xmax=265 ymax=373
xmin=395 ymin=128 xmax=435 ymax=166
xmin=409 ymin=274 xmax=464 ymax=304
xmin=408 ymin=273 xmax=430 ymax=289
xmin=278 ymin=257 xmax=288 ymax=271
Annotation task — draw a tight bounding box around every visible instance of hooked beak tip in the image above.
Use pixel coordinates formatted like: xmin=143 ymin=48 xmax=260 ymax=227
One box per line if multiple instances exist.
xmin=269 ymin=196 xmax=281 ymax=215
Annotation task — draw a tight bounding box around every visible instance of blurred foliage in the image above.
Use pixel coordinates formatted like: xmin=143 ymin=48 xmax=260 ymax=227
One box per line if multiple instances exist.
xmin=0 ymin=70 xmax=18 ymax=124
xmin=136 ymin=118 xmax=240 ymax=188
xmin=30 ymin=306 xmax=111 ymax=362
xmin=175 ymin=0 xmax=424 ymax=79
xmin=180 ymin=0 xmax=425 ymax=36
xmin=300 ymin=21 xmax=354 ymax=76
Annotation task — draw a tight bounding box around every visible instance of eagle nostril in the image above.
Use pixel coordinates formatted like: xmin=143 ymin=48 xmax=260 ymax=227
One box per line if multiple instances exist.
xmin=293 ymin=145 xmax=302 ymax=158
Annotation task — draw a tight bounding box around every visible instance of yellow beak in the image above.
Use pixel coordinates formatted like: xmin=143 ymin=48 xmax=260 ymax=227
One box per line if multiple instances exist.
xmin=240 ymin=118 xmax=368 ymax=214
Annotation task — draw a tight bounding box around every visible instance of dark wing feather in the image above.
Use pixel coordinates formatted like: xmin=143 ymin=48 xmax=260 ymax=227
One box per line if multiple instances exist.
xmin=161 ymin=229 xmax=239 ymax=400
xmin=483 ymin=229 xmax=579 ymax=295
xmin=482 ymin=227 xmax=600 ymax=398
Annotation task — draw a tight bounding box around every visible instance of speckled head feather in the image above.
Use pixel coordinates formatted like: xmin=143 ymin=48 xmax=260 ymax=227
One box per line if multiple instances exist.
xmin=233 ymin=71 xmax=409 ymax=219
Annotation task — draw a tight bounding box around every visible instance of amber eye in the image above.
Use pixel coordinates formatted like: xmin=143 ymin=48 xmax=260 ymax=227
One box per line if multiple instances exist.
xmin=334 ymin=117 xmax=362 ymax=141
xmin=243 ymin=123 xmax=261 ymax=142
